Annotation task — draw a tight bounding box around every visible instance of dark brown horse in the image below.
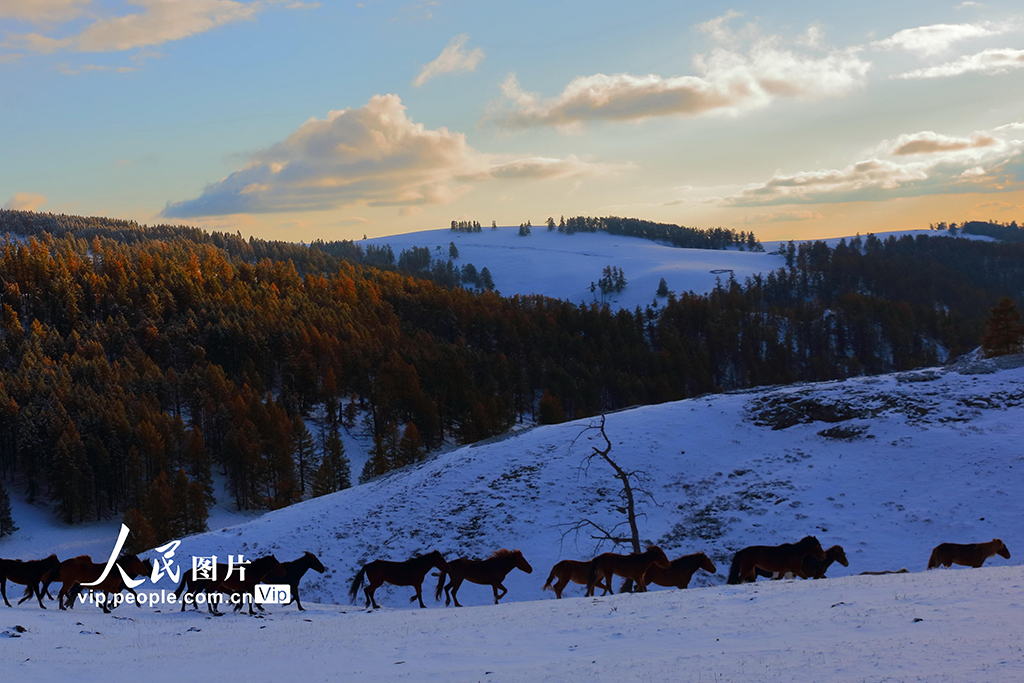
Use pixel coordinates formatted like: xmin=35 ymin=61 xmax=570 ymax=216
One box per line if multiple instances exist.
xmin=0 ymin=554 xmax=60 ymax=608
xmin=621 ymin=551 xmax=717 ymax=592
xmin=927 ymin=539 xmax=1010 ymax=569
xmin=46 ymin=554 xmax=152 ymax=612
xmin=586 ymin=546 xmax=671 ymax=596
xmin=348 ymin=550 xmax=449 ymax=609
xmin=279 ymin=551 xmax=327 ymax=611
xmin=542 ymin=560 xmax=611 ymax=599
xmin=754 ymin=544 xmax=849 ymax=580
xmin=435 ymin=549 xmax=533 ymax=607
xmin=175 ymin=556 xmax=287 ymax=615
xmin=727 ymin=536 xmax=826 ymax=584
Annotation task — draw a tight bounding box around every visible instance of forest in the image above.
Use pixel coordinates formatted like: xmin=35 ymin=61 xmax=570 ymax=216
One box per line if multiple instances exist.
xmin=0 ymin=209 xmax=1021 ymax=549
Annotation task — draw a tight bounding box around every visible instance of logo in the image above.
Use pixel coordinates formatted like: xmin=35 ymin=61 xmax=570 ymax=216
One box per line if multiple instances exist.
xmin=255 ymin=584 xmax=291 ymax=604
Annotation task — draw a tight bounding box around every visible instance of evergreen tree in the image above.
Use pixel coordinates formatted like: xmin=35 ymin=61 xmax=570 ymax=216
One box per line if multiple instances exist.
xmin=360 ymin=434 xmax=392 ymax=483
xmin=396 ymin=422 xmax=424 ymax=467
xmin=656 ymin=277 xmax=670 ymax=297
xmin=292 ymin=415 xmax=318 ymax=494
xmin=449 ymin=242 xmax=459 ymax=259
xmin=0 ymin=477 xmax=16 ymax=537
xmin=547 ymin=217 xmax=556 ymax=231
xmin=982 ymin=297 xmax=1024 ymax=357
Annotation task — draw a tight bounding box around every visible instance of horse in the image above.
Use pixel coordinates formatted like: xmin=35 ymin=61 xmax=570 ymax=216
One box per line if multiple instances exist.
xmin=223 ymin=555 xmax=288 ymax=615
xmin=927 ymin=539 xmax=1010 ymax=569
xmin=727 ymin=536 xmax=826 ymax=585
xmin=542 ymin=560 xmax=611 ymax=599
xmin=0 ymin=554 xmax=60 ymax=609
xmin=754 ymin=544 xmax=849 ymax=580
xmin=279 ymin=551 xmax=327 ymax=611
xmin=586 ymin=546 xmax=671 ymax=596
xmin=45 ymin=554 xmax=152 ymax=612
xmin=620 ymin=552 xmax=717 ymax=593
xmin=174 ymin=555 xmax=286 ymax=615
xmin=435 ymin=549 xmax=533 ymax=607
xmin=348 ymin=550 xmax=449 ymax=609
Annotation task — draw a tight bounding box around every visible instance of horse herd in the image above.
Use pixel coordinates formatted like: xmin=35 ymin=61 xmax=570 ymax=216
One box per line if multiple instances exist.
xmin=0 ymin=536 xmax=1011 ymax=614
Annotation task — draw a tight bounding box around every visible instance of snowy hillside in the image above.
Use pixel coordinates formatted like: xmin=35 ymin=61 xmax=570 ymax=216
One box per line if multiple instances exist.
xmin=116 ymin=355 xmax=1024 ymax=610
xmin=363 ymin=227 xmax=784 ymax=310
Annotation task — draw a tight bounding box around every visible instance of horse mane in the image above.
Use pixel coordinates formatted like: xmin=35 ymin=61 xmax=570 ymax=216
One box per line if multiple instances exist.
xmin=489 ymin=548 xmax=520 ymax=560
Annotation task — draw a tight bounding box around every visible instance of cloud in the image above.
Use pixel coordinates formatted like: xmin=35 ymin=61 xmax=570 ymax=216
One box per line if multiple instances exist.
xmin=888 ymin=131 xmax=998 ymax=155
xmin=873 ymin=21 xmax=1010 ymax=56
xmin=738 ymin=210 xmax=824 ymax=224
xmin=490 ymin=18 xmax=870 ymax=129
xmin=897 ymin=48 xmax=1024 ymax=78
xmin=163 ymin=94 xmax=623 ymax=217
xmin=7 ymin=0 xmax=318 ymax=55
xmin=975 ymin=200 xmax=1023 ymax=212
xmin=413 ymin=34 xmax=484 ymax=87
xmin=724 ymin=122 xmax=1024 ymax=207
xmin=0 ymin=0 xmax=91 ymax=24
xmin=4 ymin=192 xmax=48 ymax=211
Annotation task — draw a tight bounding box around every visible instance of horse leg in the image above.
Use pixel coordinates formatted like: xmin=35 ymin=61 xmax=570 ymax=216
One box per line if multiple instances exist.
xmin=449 ymin=577 xmax=464 ymax=607
xmin=494 ymin=583 xmax=507 ymax=604
xmin=553 ymin=576 xmax=568 ymax=599
xmin=365 ymin=582 xmax=381 ymax=610
xmin=414 ymin=582 xmax=427 ymax=609
xmin=293 ymin=587 xmax=304 ymax=611
xmin=0 ymin=578 xmax=10 ymax=608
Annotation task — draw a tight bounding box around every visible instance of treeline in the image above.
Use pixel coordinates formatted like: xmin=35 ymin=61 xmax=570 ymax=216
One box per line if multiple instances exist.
xmin=0 ymin=210 xmax=1022 ymax=546
xmin=553 ymin=215 xmax=762 ymax=251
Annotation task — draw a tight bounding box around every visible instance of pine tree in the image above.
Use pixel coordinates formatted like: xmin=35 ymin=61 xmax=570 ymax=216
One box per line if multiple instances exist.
xmin=547 ymin=217 xmax=556 ymax=231
xmin=982 ymin=297 xmax=1024 ymax=357
xmin=0 ymin=477 xmax=17 ymax=537
xmin=360 ymin=434 xmax=392 ymax=483
xmin=396 ymin=422 xmax=424 ymax=468
xmin=449 ymin=242 xmax=459 ymax=259
xmin=656 ymin=277 xmax=669 ymax=297
xmin=292 ymin=415 xmax=318 ymax=494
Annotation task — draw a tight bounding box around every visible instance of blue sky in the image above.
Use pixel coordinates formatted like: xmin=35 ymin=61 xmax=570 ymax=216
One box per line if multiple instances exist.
xmin=2 ymin=0 xmax=1023 ymax=240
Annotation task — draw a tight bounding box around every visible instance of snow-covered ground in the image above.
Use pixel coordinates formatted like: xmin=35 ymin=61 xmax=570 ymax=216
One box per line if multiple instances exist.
xmin=3 ymin=565 xmax=1021 ymax=682
xmin=363 ymin=227 xmax=785 ymax=310
xmin=3 ymin=357 xmax=1023 ymax=680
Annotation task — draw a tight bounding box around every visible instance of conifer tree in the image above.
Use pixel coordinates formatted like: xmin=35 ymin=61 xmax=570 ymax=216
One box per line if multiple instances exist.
xmin=360 ymin=433 xmax=392 ymax=483
xmin=0 ymin=477 xmax=16 ymax=537
xmin=656 ymin=277 xmax=669 ymax=297
xmin=982 ymin=297 xmax=1024 ymax=357
xmin=396 ymin=422 xmax=424 ymax=468
xmin=292 ymin=415 xmax=318 ymax=494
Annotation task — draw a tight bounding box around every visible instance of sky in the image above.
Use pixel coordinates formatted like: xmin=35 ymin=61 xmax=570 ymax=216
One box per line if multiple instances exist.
xmin=1 ymin=0 xmax=1023 ymax=242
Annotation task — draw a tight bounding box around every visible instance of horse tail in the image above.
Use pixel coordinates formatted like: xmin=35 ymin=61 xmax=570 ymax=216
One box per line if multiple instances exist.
xmin=620 ymin=578 xmax=634 ymax=593
xmin=348 ymin=565 xmax=367 ymax=604
xmin=434 ymin=568 xmax=447 ymax=602
xmin=727 ymin=553 xmax=742 ymax=585
xmin=542 ymin=566 xmax=558 ymax=592
xmin=927 ymin=547 xmax=939 ymax=570
xmin=586 ymin=561 xmax=599 ymax=594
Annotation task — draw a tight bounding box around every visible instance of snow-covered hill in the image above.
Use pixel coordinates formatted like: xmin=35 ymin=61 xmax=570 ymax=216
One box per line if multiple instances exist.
xmin=103 ymin=354 xmax=1022 ymax=611
xmin=363 ymin=227 xmax=784 ymax=310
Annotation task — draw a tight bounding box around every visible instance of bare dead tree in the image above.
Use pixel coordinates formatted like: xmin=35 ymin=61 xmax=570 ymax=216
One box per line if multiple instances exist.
xmin=559 ymin=415 xmax=657 ymax=554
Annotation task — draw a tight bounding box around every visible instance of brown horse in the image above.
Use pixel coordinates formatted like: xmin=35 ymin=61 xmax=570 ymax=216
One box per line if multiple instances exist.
xmin=754 ymin=544 xmax=849 ymax=580
xmin=542 ymin=560 xmax=611 ymax=599
xmin=586 ymin=546 xmax=671 ymax=596
xmin=621 ymin=552 xmax=717 ymax=592
xmin=279 ymin=551 xmax=327 ymax=611
xmin=435 ymin=549 xmax=533 ymax=607
xmin=0 ymin=554 xmax=60 ymax=608
xmin=348 ymin=550 xmax=449 ymax=609
xmin=47 ymin=554 xmax=152 ymax=612
xmin=175 ymin=556 xmax=287 ymax=615
xmin=727 ymin=536 xmax=826 ymax=584
xmin=927 ymin=539 xmax=1010 ymax=569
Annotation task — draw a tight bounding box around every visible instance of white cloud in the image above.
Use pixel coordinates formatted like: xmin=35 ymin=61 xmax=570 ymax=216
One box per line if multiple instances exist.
xmin=4 ymin=192 xmax=48 ymax=211
xmin=873 ymin=22 xmax=1010 ymax=56
xmin=413 ymin=34 xmax=484 ymax=87
xmin=491 ymin=41 xmax=870 ymax=129
xmin=725 ymin=122 xmax=1024 ymax=206
xmin=897 ymin=48 xmax=1024 ymax=78
xmin=0 ymin=0 xmax=91 ymax=24
xmin=163 ymin=94 xmax=623 ymax=217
